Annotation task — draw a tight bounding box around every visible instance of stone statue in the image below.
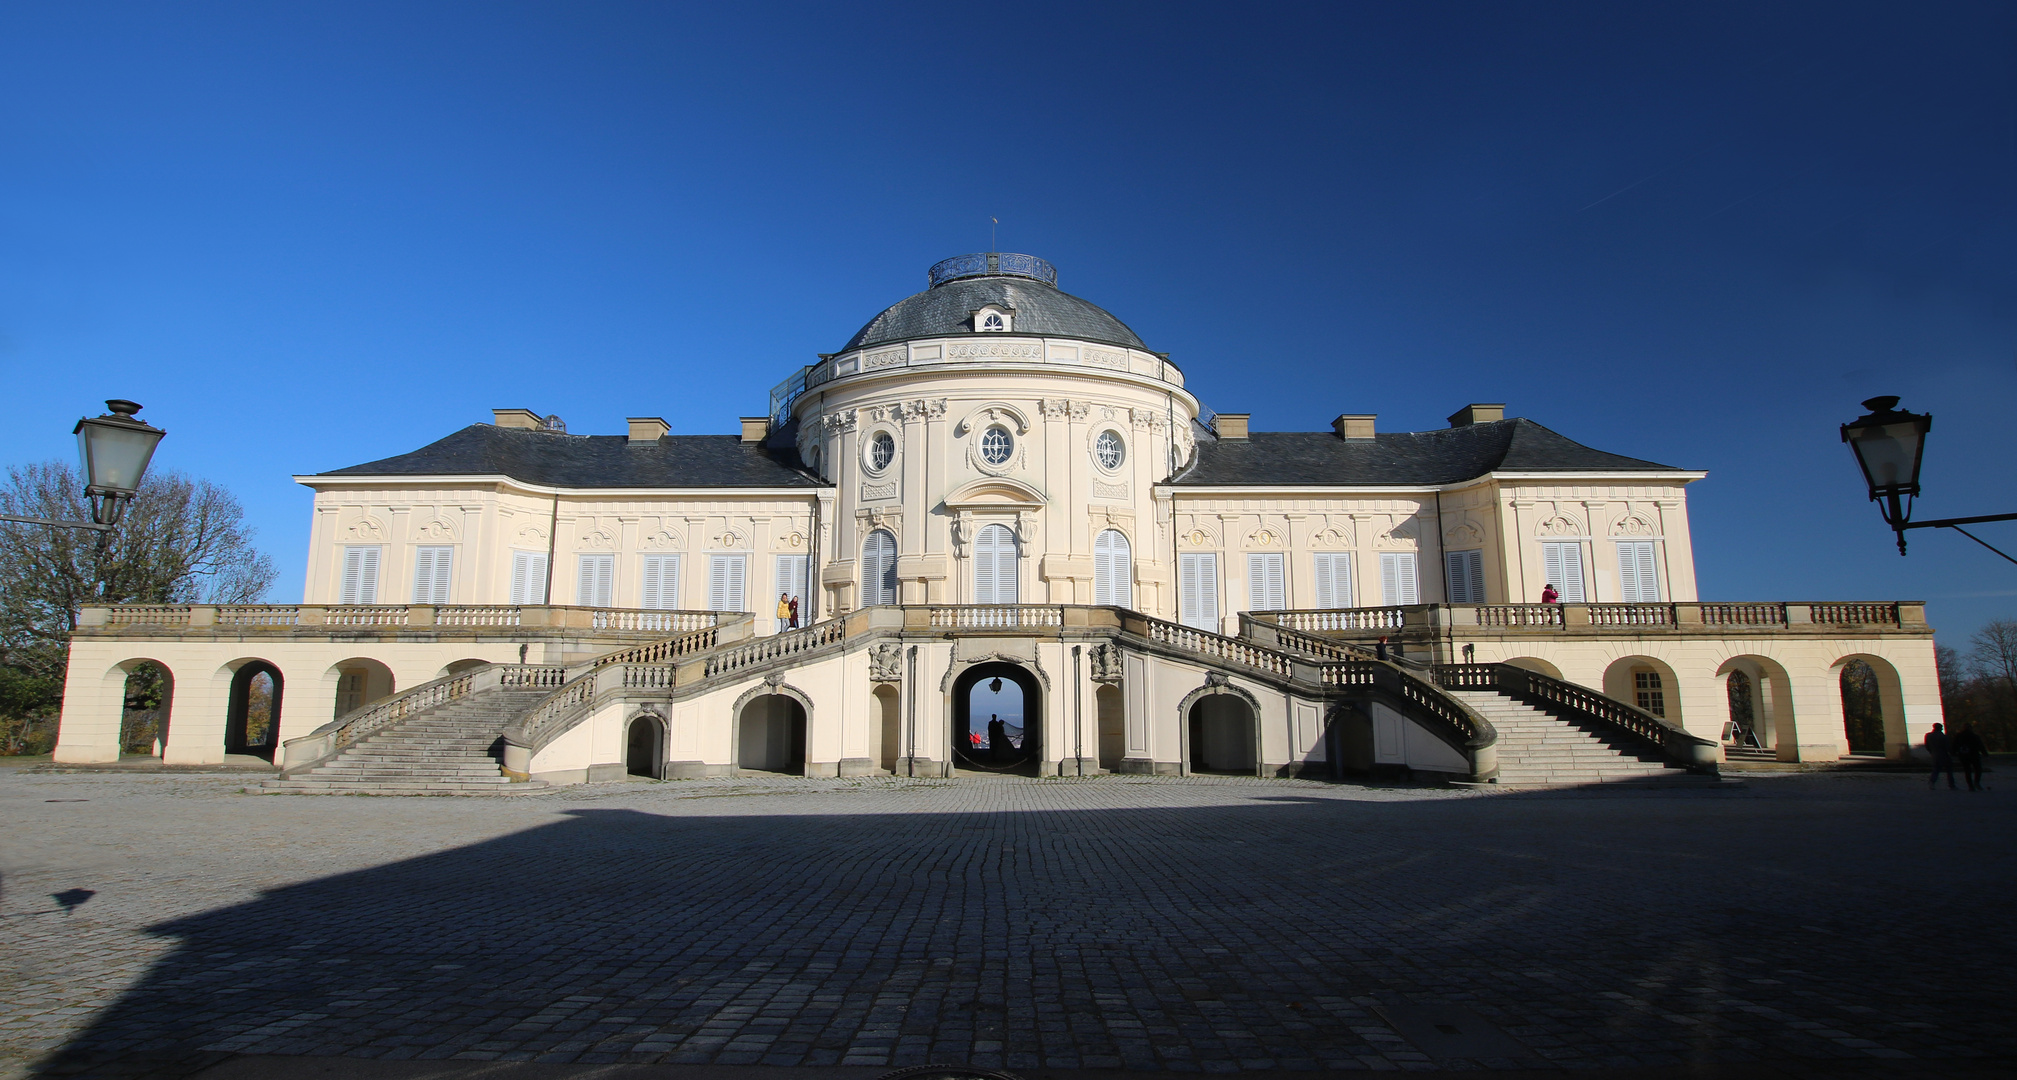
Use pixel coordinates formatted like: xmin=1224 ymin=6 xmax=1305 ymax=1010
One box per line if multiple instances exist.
xmin=869 ymin=641 xmax=903 ymax=683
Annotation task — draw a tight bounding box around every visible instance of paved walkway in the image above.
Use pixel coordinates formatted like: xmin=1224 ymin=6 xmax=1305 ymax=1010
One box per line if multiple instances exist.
xmin=1 ymin=769 xmax=2010 ymax=1078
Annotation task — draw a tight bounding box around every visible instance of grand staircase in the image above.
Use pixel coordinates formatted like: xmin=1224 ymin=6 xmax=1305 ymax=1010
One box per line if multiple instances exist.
xmin=1448 ymin=690 xmax=1696 ymax=785
xmin=262 ymin=689 xmax=552 ymax=795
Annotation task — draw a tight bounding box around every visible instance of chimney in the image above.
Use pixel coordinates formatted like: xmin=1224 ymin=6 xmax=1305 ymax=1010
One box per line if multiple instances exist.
xmin=1331 ymin=414 xmax=1376 ymax=440
xmin=492 ymin=408 xmax=542 ymax=430
xmin=627 ymin=417 xmax=669 ymax=444
xmin=1214 ymin=413 xmax=1250 ymax=440
xmin=1447 ymin=403 xmax=1506 ymax=427
xmin=740 ymin=416 xmax=771 ymax=444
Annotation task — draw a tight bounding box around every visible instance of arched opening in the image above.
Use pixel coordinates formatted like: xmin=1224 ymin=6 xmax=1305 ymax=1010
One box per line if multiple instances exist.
xmin=873 ymin=684 xmax=901 ymax=773
xmin=862 ymin=529 xmax=897 ymax=606
xmin=329 ymin=659 xmax=396 ymax=719
xmin=1603 ymin=656 xmax=1681 ymax=724
xmin=625 ymin=713 xmax=665 ymax=779
xmin=972 ymin=524 xmax=1019 ymax=604
xmin=737 ymin=693 xmax=806 ymax=775
xmin=1715 ymin=656 xmax=1795 ymax=760
xmin=1095 ymin=684 xmax=1125 ymax=770
xmin=953 ymin=661 xmax=1041 ymax=775
xmin=1726 ymin=669 xmax=1758 ymax=745
xmin=118 ymin=660 xmax=174 ymax=757
xmin=1188 ymin=692 xmax=1257 ymax=775
xmin=1503 ymin=656 xmax=1564 ymax=679
xmin=1094 ymin=529 xmax=1132 ymax=608
xmin=1835 ymin=654 xmax=1908 ymax=759
xmin=442 ymin=658 xmax=490 ymax=678
xmin=224 ymin=661 xmax=283 ymax=761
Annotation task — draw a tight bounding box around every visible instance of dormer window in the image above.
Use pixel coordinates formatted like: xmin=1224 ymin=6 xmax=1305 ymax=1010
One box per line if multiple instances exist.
xmin=983 ymin=313 xmax=1004 ymax=330
xmin=972 ymin=304 xmax=1012 ymax=332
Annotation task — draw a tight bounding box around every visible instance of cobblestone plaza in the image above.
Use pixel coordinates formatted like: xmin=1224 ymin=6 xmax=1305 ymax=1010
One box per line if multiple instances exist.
xmin=2 ymin=770 xmax=2010 ymax=1078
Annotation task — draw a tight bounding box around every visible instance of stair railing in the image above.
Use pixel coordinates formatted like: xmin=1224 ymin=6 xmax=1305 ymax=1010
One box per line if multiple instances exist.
xmin=1430 ymin=662 xmax=1720 ymax=771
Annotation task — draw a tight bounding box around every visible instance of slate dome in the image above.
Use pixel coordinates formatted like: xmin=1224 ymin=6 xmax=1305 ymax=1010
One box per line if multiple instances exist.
xmin=840 ymin=253 xmax=1149 ymax=353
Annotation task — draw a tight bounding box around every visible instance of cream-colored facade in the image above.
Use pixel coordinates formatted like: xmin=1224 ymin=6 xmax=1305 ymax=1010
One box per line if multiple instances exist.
xmin=54 ymin=253 xmax=1940 ymax=786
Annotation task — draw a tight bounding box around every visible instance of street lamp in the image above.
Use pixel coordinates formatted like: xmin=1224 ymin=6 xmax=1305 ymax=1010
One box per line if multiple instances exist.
xmin=1841 ymin=395 xmax=2016 ymax=561
xmin=0 ymin=399 xmax=167 ymax=532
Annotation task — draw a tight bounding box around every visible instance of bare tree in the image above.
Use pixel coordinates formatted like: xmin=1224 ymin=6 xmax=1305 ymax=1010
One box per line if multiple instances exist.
xmin=0 ymin=461 xmax=275 ymax=726
xmin=1970 ymin=620 xmax=2017 ymax=692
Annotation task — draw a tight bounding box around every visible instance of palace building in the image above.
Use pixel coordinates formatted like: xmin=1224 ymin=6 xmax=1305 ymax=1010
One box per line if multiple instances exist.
xmin=54 ymin=252 xmax=1939 ymax=790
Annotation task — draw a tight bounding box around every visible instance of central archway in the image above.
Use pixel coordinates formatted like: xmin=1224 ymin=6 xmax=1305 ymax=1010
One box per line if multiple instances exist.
xmin=626 ymin=712 xmax=665 ymax=779
xmin=953 ymin=661 xmax=1043 ymax=775
xmin=1188 ymin=693 xmax=1257 ymax=775
xmin=225 ymin=661 xmax=283 ymax=761
xmin=736 ymin=692 xmax=807 ymax=775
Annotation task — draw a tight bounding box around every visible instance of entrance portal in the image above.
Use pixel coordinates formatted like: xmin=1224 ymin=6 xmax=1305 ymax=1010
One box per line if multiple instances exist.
xmin=626 ymin=714 xmax=665 ymax=778
xmin=1189 ymin=694 xmax=1256 ymax=775
xmin=225 ymin=662 xmax=283 ymax=761
xmin=953 ymin=662 xmax=1042 ymax=775
xmin=737 ymin=694 xmax=806 ymax=775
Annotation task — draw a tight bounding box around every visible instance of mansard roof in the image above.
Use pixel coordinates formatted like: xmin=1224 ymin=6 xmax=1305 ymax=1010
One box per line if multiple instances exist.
xmin=316 ymin=425 xmax=824 ymax=488
xmin=1170 ymin=418 xmax=1686 ymax=487
xmin=842 ymin=275 xmax=1148 ymax=353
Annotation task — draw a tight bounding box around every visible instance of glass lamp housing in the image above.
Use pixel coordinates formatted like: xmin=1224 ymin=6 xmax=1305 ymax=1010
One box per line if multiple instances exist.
xmin=1840 ymin=396 xmax=1930 ymax=501
xmin=74 ymin=400 xmax=166 ymax=521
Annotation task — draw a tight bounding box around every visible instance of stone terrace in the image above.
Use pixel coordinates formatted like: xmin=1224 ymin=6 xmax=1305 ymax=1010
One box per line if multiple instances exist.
xmin=1 ymin=768 xmax=2011 ymax=1078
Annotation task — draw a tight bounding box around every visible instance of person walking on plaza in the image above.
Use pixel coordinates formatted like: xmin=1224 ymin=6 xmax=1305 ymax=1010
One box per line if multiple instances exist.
xmin=1954 ymin=722 xmax=1987 ymax=791
xmin=1925 ymin=722 xmax=1958 ymax=790
xmin=1540 ymin=583 xmax=1560 ymax=604
xmin=788 ymin=594 xmax=800 ymax=629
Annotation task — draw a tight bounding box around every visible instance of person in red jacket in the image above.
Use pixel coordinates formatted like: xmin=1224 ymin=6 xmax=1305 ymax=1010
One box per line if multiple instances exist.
xmin=1540 ymin=583 xmax=1561 ymax=604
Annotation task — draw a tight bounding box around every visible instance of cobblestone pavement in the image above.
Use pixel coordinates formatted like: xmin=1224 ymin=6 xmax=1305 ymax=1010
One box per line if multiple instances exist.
xmin=1 ymin=768 xmax=2011 ymax=1078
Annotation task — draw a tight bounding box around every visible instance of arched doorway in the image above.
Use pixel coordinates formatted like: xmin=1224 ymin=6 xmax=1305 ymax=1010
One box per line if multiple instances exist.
xmin=1095 ymin=684 xmax=1124 ymax=770
xmin=1503 ymin=657 xmax=1564 ymax=679
xmin=225 ymin=661 xmax=283 ymax=761
xmin=330 ymin=658 xmax=396 ymax=719
xmin=1188 ymin=692 xmax=1257 ymax=775
xmin=1716 ymin=655 xmax=1794 ymax=759
xmin=118 ymin=660 xmax=174 ymax=757
xmin=953 ymin=661 xmax=1042 ymax=775
xmin=442 ymin=658 xmax=490 ymax=678
xmin=737 ymin=693 xmax=807 ymax=775
xmin=873 ymin=684 xmax=901 ymax=772
xmin=1834 ymin=654 xmax=1908 ymax=758
xmin=1603 ymin=656 xmax=1682 ymax=724
xmin=625 ymin=713 xmax=665 ymax=778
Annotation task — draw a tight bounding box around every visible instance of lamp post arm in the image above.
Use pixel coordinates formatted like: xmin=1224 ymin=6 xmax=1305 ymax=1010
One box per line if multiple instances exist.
xmin=0 ymin=513 xmax=112 ymax=532
xmin=1897 ymin=512 xmax=2017 ymax=530
xmin=1939 ymin=525 xmax=2017 ymax=567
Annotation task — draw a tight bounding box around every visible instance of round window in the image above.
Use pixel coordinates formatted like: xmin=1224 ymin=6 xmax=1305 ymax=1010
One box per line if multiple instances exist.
xmin=1095 ymin=430 xmax=1125 ymax=470
xmin=980 ymin=425 xmax=1014 ymax=465
xmin=868 ymin=431 xmax=895 ymax=472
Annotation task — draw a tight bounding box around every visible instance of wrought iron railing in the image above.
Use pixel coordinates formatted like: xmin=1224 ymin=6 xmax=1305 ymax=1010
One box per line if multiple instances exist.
xmin=928 ymin=605 xmax=1066 ymax=630
xmin=927 ymin=251 xmax=1057 ymax=288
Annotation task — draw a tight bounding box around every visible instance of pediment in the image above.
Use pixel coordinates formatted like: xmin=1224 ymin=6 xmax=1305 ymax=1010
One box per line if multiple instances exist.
xmin=943 ymin=477 xmax=1047 ymax=511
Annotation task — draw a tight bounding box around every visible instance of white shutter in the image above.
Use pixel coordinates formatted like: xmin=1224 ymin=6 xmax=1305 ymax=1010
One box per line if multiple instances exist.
xmin=1446 ymin=550 xmax=1484 ymax=604
xmin=1179 ymin=552 xmax=1218 ymax=630
xmin=509 ymin=551 xmax=548 ymax=605
xmin=973 ymin=528 xmax=995 ymax=603
xmin=1543 ymin=542 xmax=1585 ymax=603
xmin=1247 ymin=552 xmax=1285 ymax=611
xmin=1380 ymin=552 xmax=1418 ymax=606
xmin=342 ymin=545 xmax=381 ymax=604
xmin=973 ymin=524 xmax=1018 ymax=604
xmin=1313 ymin=553 xmax=1352 ymax=608
xmin=641 ymin=554 xmax=680 ymax=609
xmin=1617 ymin=541 xmax=1659 ymax=602
xmin=1094 ymin=530 xmax=1131 ymax=608
xmin=576 ymin=553 xmax=614 ymax=607
xmin=709 ymin=554 xmax=746 ymax=612
xmin=862 ymin=531 xmax=896 ymax=606
xmin=412 ymin=546 xmax=452 ymax=604
xmin=776 ymin=554 xmax=809 ymax=609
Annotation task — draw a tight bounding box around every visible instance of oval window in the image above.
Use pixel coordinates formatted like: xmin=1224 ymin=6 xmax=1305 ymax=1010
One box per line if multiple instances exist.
xmin=980 ymin=425 xmax=1014 ymax=465
xmin=1095 ymin=430 xmax=1125 ymax=471
xmin=869 ymin=431 xmax=895 ymax=472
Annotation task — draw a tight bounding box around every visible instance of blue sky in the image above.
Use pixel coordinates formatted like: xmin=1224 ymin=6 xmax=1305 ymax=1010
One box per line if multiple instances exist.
xmin=3 ymin=2 xmax=2014 ymax=644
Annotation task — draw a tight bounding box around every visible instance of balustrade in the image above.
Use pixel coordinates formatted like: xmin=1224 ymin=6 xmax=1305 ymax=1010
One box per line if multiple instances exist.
xmin=928 ymin=605 xmax=1066 ymax=630
xmin=1699 ymin=603 xmax=1787 ymax=626
xmin=1477 ymin=604 xmax=1563 ymax=628
xmin=703 ymin=619 xmax=847 ymax=679
xmin=436 ymin=605 xmax=521 ymax=627
xmin=1809 ymin=602 xmax=1900 ymax=626
xmin=214 ymin=605 xmax=300 ymax=627
xmin=1144 ymin=617 xmax=1293 ymax=676
xmin=1586 ymin=604 xmax=1675 ymax=627
xmin=1269 ymin=608 xmax=1406 ymax=633
xmin=104 ymin=606 xmax=192 ymax=627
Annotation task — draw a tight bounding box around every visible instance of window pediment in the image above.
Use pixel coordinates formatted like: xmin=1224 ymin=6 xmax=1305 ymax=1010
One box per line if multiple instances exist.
xmin=943 ymin=477 xmax=1046 ymax=511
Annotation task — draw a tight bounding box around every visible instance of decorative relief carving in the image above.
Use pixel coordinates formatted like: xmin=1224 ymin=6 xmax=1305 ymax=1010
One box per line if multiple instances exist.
xmin=780 ymin=531 xmax=807 ymax=549
xmin=713 ymin=529 xmax=747 ymax=549
xmin=1377 ymin=522 xmax=1417 ymax=549
xmin=822 ymin=411 xmax=858 ymax=434
xmin=920 ymin=398 xmax=946 ymax=420
xmin=864 ymin=348 xmax=905 ymax=369
xmin=947 ymin=341 xmax=1041 ymax=360
xmin=1444 ymin=521 xmax=1483 ymax=547
xmin=869 ymin=641 xmax=904 ymax=683
xmin=579 ymin=528 xmax=617 ymax=550
xmin=513 ymin=523 xmax=546 ymax=546
xmin=413 ymin=519 xmax=456 ymax=541
xmin=344 ymin=517 xmax=386 ymax=542
xmin=641 ymin=529 xmax=682 ymax=550
xmin=857 ymin=506 xmax=899 ymax=533
xmin=1129 ymin=407 xmax=1166 ymax=432
xmin=1092 ymin=480 xmax=1129 ymax=500
xmin=1089 ymin=642 xmax=1123 ymax=684
xmin=861 ymin=481 xmax=898 ymax=502
xmin=955 ymin=403 xmax=1031 ymax=436
xmin=1310 ymin=525 xmax=1352 ymax=548
xmin=1538 ymin=515 xmax=1583 ymax=537
xmin=1181 ymin=527 xmax=1216 ymax=548
xmin=1014 ymin=511 xmax=1036 ymax=544
xmin=952 ymin=511 xmax=975 ymax=555
xmin=1610 ymin=514 xmax=1657 ymax=536
xmin=1085 ymin=348 xmax=1127 ymax=370
xmin=1248 ymin=528 xmax=1279 ymax=547
xmin=1038 ymin=398 xmax=1072 ymax=419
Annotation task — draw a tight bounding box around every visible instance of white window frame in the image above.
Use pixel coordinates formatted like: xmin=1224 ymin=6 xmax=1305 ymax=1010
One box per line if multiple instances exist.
xmin=1379 ymin=551 xmax=1419 ymax=606
xmin=708 ymin=553 xmax=747 ymax=613
xmin=1541 ymin=541 xmax=1586 ymax=603
xmin=576 ymin=552 xmax=615 ymax=608
xmin=640 ymin=554 xmax=681 ymax=610
xmin=340 ymin=545 xmax=382 ymax=605
xmin=972 ymin=524 xmax=1018 ymax=604
xmin=1094 ymin=529 xmax=1132 ymax=608
xmin=509 ymin=550 xmax=548 ymax=605
xmin=1616 ymin=541 xmax=1660 ymax=603
xmin=1312 ymin=552 xmax=1353 ymax=608
xmin=411 ymin=545 xmax=453 ymax=605
xmin=861 ymin=529 xmax=897 ymax=606
xmin=1246 ymin=552 xmax=1286 ymax=612
xmin=1179 ymin=552 xmax=1219 ymax=631
xmin=1445 ymin=549 xmax=1485 ymax=605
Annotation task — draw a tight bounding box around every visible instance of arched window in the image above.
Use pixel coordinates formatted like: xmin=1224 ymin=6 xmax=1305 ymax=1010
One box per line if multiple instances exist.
xmin=862 ymin=529 xmax=897 ymax=606
xmin=973 ymin=524 xmax=1019 ymax=604
xmin=1094 ymin=529 xmax=1131 ymax=607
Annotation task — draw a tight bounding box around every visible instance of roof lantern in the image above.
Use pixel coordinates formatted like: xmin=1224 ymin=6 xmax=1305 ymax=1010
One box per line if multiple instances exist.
xmin=928 ymin=252 xmax=1057 ymax=289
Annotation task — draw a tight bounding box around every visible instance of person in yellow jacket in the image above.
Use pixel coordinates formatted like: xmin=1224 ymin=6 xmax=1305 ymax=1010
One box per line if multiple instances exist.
xmin=776 ymin=593 xmax=791 ymax=627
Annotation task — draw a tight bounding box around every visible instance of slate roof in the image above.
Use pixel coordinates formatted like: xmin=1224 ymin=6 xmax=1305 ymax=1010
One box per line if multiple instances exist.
xmin=842 ymin=275 xmax=1148 ymax=353
xmin=1171 ymin=418 xmax=1687 ymax=486
xmin=315 ymin=425 xmax=824 ymax=488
